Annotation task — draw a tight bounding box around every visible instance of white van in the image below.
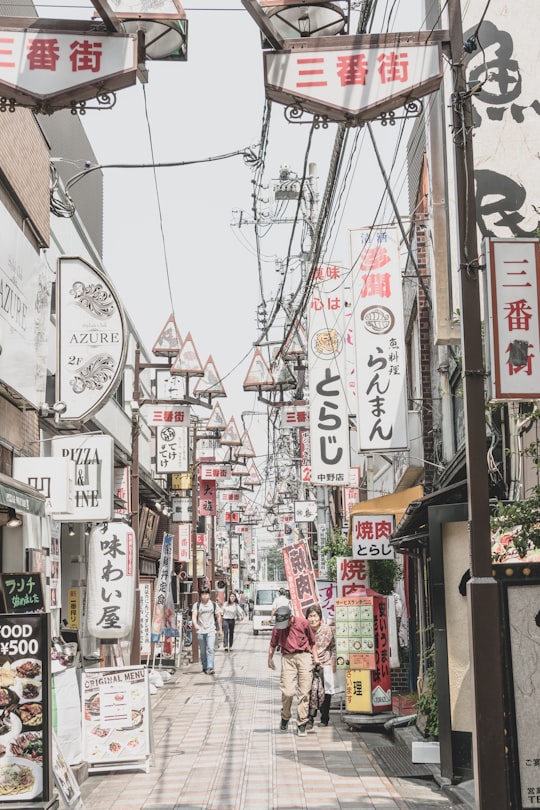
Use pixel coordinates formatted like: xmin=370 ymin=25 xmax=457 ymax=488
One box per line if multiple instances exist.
xmin=252 ymin=581 xmax=290 ymax=635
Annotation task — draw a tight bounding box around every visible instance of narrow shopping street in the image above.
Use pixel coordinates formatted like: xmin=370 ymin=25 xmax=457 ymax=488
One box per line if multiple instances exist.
xmin=78 ymin=622 xmax=462 ymax=810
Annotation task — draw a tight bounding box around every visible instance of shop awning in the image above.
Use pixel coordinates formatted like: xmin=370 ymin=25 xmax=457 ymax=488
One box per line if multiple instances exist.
xmin=0 ymin=472 xmax=47 ymax=517
xmin=390 ymin=479 xmax=468 ymax=553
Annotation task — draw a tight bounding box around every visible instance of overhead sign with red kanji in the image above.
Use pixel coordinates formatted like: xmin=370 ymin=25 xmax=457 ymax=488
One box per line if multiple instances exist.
xmin=199 ymin=478 xmax=216 ymax=516
xmin=336 ymin=557 xmax=370 ymax=598
xmin=351 ymin=225 xmax=408 ymax=451
xmin=351 ymin=514 xmax=395 ymax=560
xmin=486 ymin=238 xmax=540 ymax=399
xmin=144 ymin=404 xmax=190 ymax=426
xmin=0 ymin=26 xmax=137 ymax=110
xmin=264 ymin=33 xmax=443 ymax=124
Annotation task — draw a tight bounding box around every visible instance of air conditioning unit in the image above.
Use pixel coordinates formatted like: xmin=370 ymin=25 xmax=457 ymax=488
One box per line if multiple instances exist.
xmin=394 ymin=410 xmax=424 ymax=491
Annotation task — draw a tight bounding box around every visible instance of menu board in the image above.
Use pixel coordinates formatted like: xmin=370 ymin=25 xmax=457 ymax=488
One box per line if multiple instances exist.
xmin=82 ymin=666 xmax=150 ymax=771
xmin=0 ymin=613 xmax=52 ymax=804
xmin=335 ymin=596 xmax=376 ymax=670
xmin=0 ymin=574 xmax=45 ymax=614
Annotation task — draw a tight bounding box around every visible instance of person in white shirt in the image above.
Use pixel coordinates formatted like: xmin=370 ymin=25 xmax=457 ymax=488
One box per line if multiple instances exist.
xmin=271 ymin=587 xmax=291 ymax=618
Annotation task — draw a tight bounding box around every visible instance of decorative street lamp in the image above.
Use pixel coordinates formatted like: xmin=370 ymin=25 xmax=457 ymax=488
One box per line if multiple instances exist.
xmin=91 ymin=0 xmax=188 ymax=61
xmin=259 ymin=0 xmax=349 ymax=39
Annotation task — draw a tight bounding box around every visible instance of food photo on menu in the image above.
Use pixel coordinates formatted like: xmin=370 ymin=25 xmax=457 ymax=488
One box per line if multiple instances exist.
xmin=0 ymin=656 xmax=43 ymax=800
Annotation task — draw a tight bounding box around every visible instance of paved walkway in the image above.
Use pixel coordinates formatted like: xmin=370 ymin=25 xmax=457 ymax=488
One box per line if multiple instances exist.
xmin=78 ymin=622 xmax=459 ymax=810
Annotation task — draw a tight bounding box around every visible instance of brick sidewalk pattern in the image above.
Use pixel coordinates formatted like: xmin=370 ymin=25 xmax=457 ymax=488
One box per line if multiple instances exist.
xmin=78 ymin=623 xmax=456 ymax=810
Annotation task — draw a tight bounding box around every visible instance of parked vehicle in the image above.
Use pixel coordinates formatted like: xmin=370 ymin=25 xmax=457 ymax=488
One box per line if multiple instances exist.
xmin=251 ymin=581 xmax=290 ymax=635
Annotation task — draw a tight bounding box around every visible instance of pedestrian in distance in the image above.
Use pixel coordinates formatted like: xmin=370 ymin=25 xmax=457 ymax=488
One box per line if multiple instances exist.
xmin=221 ymin=591 xmax=244 ymax=651
xmin=271 ymin=586 xmax=291 ymax=618
xmin=268 ymin=606 xmax=319 ymax=736
xmin=192 ymin=587 xmax=222 ymax=675
xmin=238 ymin=590 xmax=248 ymax=616
xmin=305 ymin=604 xmax=336 ymax=728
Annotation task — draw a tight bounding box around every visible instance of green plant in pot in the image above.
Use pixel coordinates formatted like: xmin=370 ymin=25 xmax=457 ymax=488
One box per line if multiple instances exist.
xmin=415 ymin=643 xmax=439 ymax=738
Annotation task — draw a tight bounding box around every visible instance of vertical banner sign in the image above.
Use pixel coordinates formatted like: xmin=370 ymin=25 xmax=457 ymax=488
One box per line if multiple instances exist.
xmin=350 ymin=226 xmax=408 ymax=451
xmin=151 ymin=533 xmax=174 ymax=643
xmin=282 ymin=540 xmax=319 ymax=617
xmin=86 ymin=523 xmax=136 ymax=639
xmin=198 ymin=478 xmax=216 ymax=516
xmin=155 ymin=426 xmax=189 ymax=473
xmin=486 ymin=238 xmax=540 ymax=399
xmin=316 ymin=579 xmax=337 ymax=624
xmin=52 ymin=435 xmax=114 ymax=521
xmin=351 ymin=514 xmax=395 ymax=559
xmin=56 ymin=257 xmax=127 ymax=423
xmin=308 ymin=265 xmax=350 ymax=485
xmin=176 ymin=524 xmax=191 ymax=562
xmin=139 ymin=579 xmax=153 ymax=658
xmin=0 ymin=613 xmax=52 ymax=803
xmin=336 ymin=557 xmax=370 ymax=597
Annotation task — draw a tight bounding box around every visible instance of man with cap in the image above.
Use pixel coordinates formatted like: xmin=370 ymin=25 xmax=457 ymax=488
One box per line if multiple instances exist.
xmin=268 ymin=606 xmax=319 ymax=736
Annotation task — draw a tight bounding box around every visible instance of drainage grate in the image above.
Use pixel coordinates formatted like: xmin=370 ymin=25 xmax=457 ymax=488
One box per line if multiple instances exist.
xmin=371 ymin=743 xmax=433 ymax=778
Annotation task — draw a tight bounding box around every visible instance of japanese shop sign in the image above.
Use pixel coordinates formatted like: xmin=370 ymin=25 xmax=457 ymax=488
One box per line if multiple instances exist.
xmin=282 ymin=540 xmax=319 ymax=617
xmin=12 ymin=457 xmax=75 ymax=517
xmin=150 ymin=534 xmax=177 ymax=643
xmin=86 ymin=523 xmax=136 ymax=639
xmin=343 ymin=486 xmax=359 ymax=519
xmin=199 ymin=464 xmax=230 ymax=480
xmin=351 ymin=226 xmax=408 ymax=451
xmin=0 ymin=613 xmax=53 ymax=803
xmin=143 ymin=404 xmax=189 ymax=425
xmin=308 ymin=265 xmax=350 ymax=485
xmin=486 ymin=238 xmax=540 ymax=399
xmin=155 ymin=425 xmax=189 ymax=473
xmin=281 ymin=407 xmax=310 ymax=428
xmin=294 ymin=500 xmax=317 ymax=523
xmin=176 ymin=524 xmax=191 ymax=562
xmin=351 ymin=514 xmax=395 ymax=559
xmin=0 ymin=573 xmax=45 ymax=613
xmin=264 ymin=35 xmax=442 ymax=124
xmin=336 ymin=557 xmax=370 ymax=597
xmin=0 ymin=27 xmax=137 ymax=110
xmin=113 ymin=466 xmax=131 ymax=515
xmin=198 ymin=479 xmax=216 ymax=516
xmin=335 ymin=596 xmax=375 ymax=670
xmin=56 ymin=257 xmax=127 ymax=424
xmin=51 ymin=434 xmax=114 ymax=521
xmin=82 ymin=666 xmax=150 ymax=771
xmin=139 ymin=579 xmax=152 ymax=658
xmin=0 ymin=204 xmax=51 ymax=408
xmin=316 ymin=579 xmax=336 ymax=623
xmin=171 ymin=496 xmax=191 ymax=523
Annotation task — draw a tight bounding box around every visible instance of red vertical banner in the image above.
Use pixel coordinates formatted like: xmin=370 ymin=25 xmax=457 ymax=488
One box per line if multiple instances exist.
xmin=199 ymin=478 xmax=216 ymax=516
xmin=282 ymin=540 xmax=319 ymax=617
xmin=371 ymin=593 xmax=391 ymax=711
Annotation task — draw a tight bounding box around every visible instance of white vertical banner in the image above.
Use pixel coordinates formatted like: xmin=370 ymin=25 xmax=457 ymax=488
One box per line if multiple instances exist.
xmin=307 ymin=265 xmax=350 ymax=485
xmin=351 ymin=225 xmax=408 ymax=451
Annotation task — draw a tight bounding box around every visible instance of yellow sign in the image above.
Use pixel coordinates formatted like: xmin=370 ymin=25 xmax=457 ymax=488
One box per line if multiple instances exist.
xmin=187 ymin=549 xmax=205 ymax=577
xmin=67 ymin=587 xmax=80 ymax=629
xmin=345 ymin=669 xmax=372 ymax=713
xmin=172 ymin=473 xmax=192 ymax=490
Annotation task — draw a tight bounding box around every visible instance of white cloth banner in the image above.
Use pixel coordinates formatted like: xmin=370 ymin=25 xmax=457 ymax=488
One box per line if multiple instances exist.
xmin=307 ymin=265 xmax=350 ymax=485
xmin=350 ymin=226 xmax=408 ymax=451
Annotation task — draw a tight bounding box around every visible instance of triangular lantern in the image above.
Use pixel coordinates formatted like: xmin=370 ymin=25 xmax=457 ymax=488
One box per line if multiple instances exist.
xmin=243 ymin=348 xmax=275 ymax=391
xmin=237 ymin=430 xmax=256 ymax=458
xmin=152 ymin=314 xmax=182 ymax=356
xmin=246 ymin=461 xmax=262 ymax=486
xmin=271 ymin=355 xmax=296 ymax=389
xmin=282 ymin=323 xmax=307 ymax=359
xmin=207 ymin=402 xmax=227 ymax=431
xmin=220 ymin=416 xmax=242 ymax=446
xmin=193 ymin=356 xmax=226 ymax=397
xmin=170 ymin=331 xmax=204 ymax=376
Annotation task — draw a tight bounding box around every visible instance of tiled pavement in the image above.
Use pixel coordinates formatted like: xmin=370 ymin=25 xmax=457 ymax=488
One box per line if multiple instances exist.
xmin=78 ymin=623 xmax=460 ymax=810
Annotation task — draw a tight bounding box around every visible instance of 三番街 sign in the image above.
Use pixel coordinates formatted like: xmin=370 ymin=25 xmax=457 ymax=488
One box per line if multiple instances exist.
xmin=264 ymin=32 xmax=443 ymax=124
xmin=0 ymin=23 xmax=137 ymax=112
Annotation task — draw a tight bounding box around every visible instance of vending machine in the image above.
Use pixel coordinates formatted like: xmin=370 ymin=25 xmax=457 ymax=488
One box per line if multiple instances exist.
xmin=335 ymin=589 xmax=391 ymax=714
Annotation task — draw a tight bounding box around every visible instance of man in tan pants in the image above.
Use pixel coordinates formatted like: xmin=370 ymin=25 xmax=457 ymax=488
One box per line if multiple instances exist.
xmin=268 ymin=606 xmax=319 ymax=736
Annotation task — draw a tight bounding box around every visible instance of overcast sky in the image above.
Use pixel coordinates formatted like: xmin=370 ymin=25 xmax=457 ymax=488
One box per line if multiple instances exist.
xmin=41 ymin=0 xmax=421 ymax=478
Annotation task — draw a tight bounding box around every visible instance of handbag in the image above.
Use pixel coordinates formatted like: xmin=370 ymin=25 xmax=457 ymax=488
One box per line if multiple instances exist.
xmin=309 ymin=668 xmax=326 ymax=712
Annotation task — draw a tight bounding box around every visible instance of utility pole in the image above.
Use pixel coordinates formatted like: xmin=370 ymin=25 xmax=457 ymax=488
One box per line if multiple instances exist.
xmin=448 ymin=0 xmax=509 ymax=806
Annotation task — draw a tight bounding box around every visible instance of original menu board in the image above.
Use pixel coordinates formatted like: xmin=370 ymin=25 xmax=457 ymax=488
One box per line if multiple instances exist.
xmin=0 ymin=613 xmax=52 ymax=804
xmin=82 ymin=666 xmax=150 ymax=772
xmin=335 ymin=596 xmax=376 ymax=670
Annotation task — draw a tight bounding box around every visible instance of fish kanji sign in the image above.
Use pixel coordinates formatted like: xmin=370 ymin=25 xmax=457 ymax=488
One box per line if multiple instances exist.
xmin=264 ymin=32 xmax=443 ymax=124
xmin=0 ymin=24 xmax=137 ymax=111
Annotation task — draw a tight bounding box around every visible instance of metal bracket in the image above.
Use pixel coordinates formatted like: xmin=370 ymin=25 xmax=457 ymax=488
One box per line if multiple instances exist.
xmin=283 ymin=98 xmax=423 ymax=128
xmin=0 ymin=88 xmax=117 ymax=116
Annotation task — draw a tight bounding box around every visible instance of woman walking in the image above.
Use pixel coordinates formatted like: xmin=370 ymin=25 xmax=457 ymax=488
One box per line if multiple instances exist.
xmin=305 ymin=605 xmax=336 ymax=727
xmin=222 ymin=592 xmax=244 ymax=651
